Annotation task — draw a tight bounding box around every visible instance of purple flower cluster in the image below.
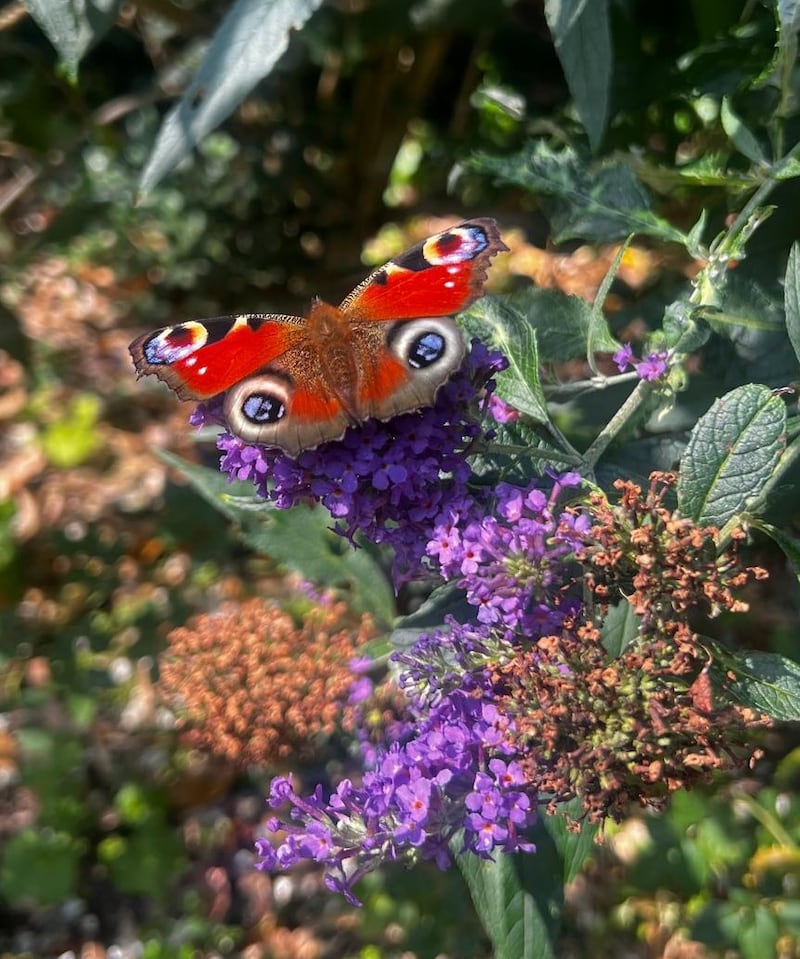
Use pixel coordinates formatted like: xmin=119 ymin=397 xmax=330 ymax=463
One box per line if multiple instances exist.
xmin=613 ymin=344 xmax=671 ymax=382
xmin=256 ymin=662 xmax=537 ymax=905
xmin=208 ymin=342 xmax=507 ymax=579
xmin=427 ymin=475 xmax=589 ymax=638
xmin=255 ymin=471 xmax=591 ymax=903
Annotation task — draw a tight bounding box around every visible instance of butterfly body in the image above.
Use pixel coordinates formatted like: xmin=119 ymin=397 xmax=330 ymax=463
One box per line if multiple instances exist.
xmin=130 ymin=218 xmax=507 ymax=455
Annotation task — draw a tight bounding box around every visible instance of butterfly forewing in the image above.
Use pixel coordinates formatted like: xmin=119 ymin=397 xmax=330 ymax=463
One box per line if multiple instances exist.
xmin=130 ymin=314 xmax=306 ymax=400
xmin=339 ymin=218 xmax=508 ymax=322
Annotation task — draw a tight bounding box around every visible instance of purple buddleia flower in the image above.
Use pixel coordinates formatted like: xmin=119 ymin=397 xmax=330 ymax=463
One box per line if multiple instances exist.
xmin=487 ymin=393 xmax=520 ymax=423
xmin=613 ymin=344 xmax=671 ymax=382
xmin=426 ymin=474 xmax=590 ymax=638
xmin=613 ymin=344 xmax=634 ymax=372
xmin=634 ymin=350 xmax=670 ymax=381
xmin=211 ymin=342 xmax=507 ymax=580
xmin=256 ymin=626 xmax=542 ymax=904
xmin=254 ymin=600 xmax=572 ymax=902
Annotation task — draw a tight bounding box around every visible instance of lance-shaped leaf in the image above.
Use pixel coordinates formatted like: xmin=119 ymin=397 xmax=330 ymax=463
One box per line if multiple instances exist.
xmin=24 ymin=0 xmax=121 ymax=79
xmin=458 ymin=802 xmax=596 ymax=959
xmin=677 ymin=384 xmax=785 ymax=527
xmin=784 ymin=242 xmax=800 ymax=368
xmin=720 ymin=97 xmax=767 ymax=166
xmin=601 ymin=599 xmax=640 ymax=659
xmin=544 ymin=0 xmax=611 ymax=151
xmin=156 ymin=450 xmax=393 ymax=622
xmin=139 ymin=0 xmax=324 ymax=195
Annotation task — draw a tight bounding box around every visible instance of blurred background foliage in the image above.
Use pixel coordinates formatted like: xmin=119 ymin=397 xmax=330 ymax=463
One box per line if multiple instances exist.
xmin=1 ymin=0 xmax=800 ymax=956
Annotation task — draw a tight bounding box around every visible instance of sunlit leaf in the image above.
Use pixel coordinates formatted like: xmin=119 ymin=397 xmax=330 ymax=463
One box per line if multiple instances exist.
xmin=461 ymin=295 xmax=549 ymax=422
xmin=710 ymin=645 xmax=800 ymax=722
xmin=24 ymin=0 xmax=121 ymax=78
xmin=720 ymin=97 xmax=767 ymax=165
xmin=139 ymin=0 xmax=324 ymax=194
xmin=677 ymin=384 xmax=785 ymax=527
xmin=784 ymin=242 xmax=800 ymax=368
xmin=458 ymin=801 xmax=596 ymax=959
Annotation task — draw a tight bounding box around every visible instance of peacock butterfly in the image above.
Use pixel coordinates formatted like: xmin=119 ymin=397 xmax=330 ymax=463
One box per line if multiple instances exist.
xmin=129 ymin=217 xmax=507 ymax=456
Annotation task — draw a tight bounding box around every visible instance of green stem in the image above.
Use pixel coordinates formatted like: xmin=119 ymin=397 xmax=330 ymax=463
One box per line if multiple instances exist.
xmin=709 ymin=139 xmax=800 ymax=261
xmin=580 ymin=378 xmax=652 ymax=472
xmin=481 ymin=443 xmax=581 ymax=467
xmin=730 ymin=785 xmax=797 ymax=849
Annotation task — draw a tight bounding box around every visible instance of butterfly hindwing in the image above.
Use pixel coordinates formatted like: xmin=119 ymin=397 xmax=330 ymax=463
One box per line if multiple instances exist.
xmin=222 ymin=337 xmax=353 ymax=455
xmin=339 ymin=218 xmax=508 ymax=322
xmin=352 ymin=315 xmax=466 ymax=421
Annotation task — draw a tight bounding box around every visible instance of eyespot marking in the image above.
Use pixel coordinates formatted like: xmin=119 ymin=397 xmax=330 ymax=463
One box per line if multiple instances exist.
xmin=242 ymin=393 xmax=287 ymax=424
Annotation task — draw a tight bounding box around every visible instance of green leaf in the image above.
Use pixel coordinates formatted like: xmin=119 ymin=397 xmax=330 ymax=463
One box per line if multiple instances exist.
xmin=458 ymin=851 xmax=557 ymax=959
xmin=155 ymin=450 xmax=394 ymax=622
xmin=720 ymin=97 xmax=767 ymax=166
xmin=544 ymin=0 xmax=611 ymax=150
xmin=710 ymin=646 xmax=800 ymax=721
xmin=677 ymin=384 xmax=786 ymax=527
xmin=23 ymin=0 xmax=121 ymax=79
xmin=102 ymin=821 xmax=185 ymax=898
xmin=0 ymin=829 xmax=82 ymax=906
xmin=139 ymin=0 xmax=324 ymax=194
xmin=601 ymin=599 xmax=640 ymax=658
xmin=461 ymin=295 xmax=549 ymax=422
xmin=685 ymin=209 xmax=709 ymax=258
xmin=784 ymin=243 xmax=800 ymax=368
xmin=544 ymin=799 xmax=598 ymax=885
xmin=254 ymin=507 xmax=396 ymax=624
xmin=470 ymin=143 xmax=686 ymax=244
xmin=155 ymin=448 xmax=269 ymax=524
xmin=738 ymin=905 xmax=780 ymax=959
xmin=520 ymin=287 xmax=618 ymax=363
xmin=458 ymin=803 xmax=596 ymax=959
xmin=778 ymin=0 xmax=800 ymax=35
xmin=40 ymin=393 xmax=101 ymax=468
xmin=391 ymin=584 xmax=474 ymax=651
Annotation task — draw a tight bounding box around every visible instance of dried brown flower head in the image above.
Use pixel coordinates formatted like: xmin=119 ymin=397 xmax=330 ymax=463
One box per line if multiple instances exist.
xmin=494 ymin=473 xmax=769 ymax=823
xmin=160 ymin=596 xmax=375 ymax=768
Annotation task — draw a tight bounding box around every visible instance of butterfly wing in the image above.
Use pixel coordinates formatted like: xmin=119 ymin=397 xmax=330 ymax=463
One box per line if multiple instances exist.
xmin=129 ymin=313 xmax=307 ymax=400
xmin=130 ymin=312 xmax=354 ymax=454
xmin=129 ymin=218 xmax=508 ymax=456
xmin=340 ymin=218 xmax=507 ymax=420
xmin=221 ymin=340 xmax=355 ymax=455
xmin=339 ymin=218 xmax=508 ymax=322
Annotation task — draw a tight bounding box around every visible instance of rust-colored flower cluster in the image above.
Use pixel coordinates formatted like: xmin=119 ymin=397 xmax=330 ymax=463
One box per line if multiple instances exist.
xmin=159 ymin=596 xmax=375 ymax=768
xmin=494 ymin=472 xmax=769 ymax=823
xmin=579 ymin=472 xmax=765 ymax=633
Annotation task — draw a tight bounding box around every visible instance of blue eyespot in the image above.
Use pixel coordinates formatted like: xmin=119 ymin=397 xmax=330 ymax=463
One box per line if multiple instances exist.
xmin=408 ymin=332 xmax=446 ymax=369
xmin=242 ymin=393 xmax=286 ymax=423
